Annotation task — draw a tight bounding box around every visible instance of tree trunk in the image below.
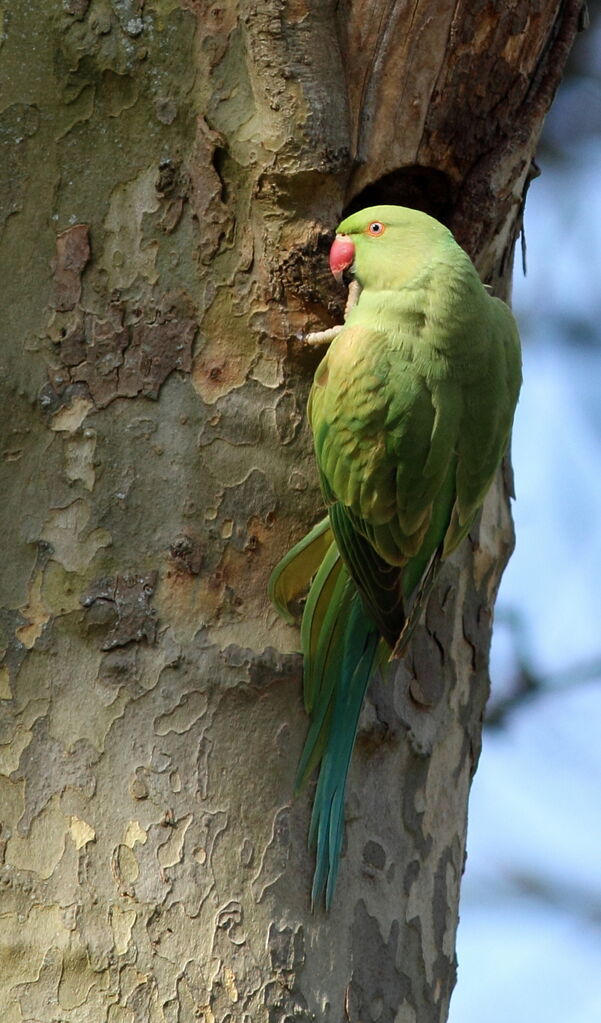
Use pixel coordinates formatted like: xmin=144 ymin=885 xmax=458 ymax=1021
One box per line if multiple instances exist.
xmin=0 ymin=1 xmax=583 ymax=1020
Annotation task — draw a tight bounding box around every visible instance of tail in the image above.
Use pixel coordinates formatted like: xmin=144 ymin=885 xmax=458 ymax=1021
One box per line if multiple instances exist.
xmin=269 ymin=520 xmax=383 ymax=908
xmin=303 ymin=586 xmax=381 ymax=907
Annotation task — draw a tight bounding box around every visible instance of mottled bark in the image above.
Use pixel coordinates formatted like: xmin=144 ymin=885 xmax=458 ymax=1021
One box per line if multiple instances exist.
xmin=0 ymin=1 xmax=582 ymax=1021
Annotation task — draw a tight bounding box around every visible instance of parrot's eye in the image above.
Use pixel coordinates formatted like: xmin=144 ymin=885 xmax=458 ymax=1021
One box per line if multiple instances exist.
xmin=367 ymin=221 xmax=385 ymax=236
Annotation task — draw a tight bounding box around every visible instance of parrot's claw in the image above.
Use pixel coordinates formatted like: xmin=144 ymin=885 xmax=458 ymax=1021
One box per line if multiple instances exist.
xmin=303 ymin=325 xmax=343 ymax=346
xmin=302 ymin=279 xmax=362 ymax=346
xmin=344 ymin=279 xmax=361 ymax=317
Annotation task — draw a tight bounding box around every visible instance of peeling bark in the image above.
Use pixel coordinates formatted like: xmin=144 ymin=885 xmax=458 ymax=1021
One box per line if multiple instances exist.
xmin=0 ymin=1 xmax=583 ymax=1021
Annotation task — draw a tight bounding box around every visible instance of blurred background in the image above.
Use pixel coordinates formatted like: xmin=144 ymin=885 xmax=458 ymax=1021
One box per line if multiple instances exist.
xmin=449 ymin=5 xmax=601 ymax=1020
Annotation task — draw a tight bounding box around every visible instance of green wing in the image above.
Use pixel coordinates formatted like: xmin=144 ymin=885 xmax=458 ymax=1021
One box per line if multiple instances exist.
xmin=444 ymin=296 xmax=522 ymax=552
xmin=309 ymin=323 xmax=459 ymax=639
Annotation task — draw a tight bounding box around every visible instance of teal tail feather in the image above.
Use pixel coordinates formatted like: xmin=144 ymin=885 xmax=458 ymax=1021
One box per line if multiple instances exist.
xmin=305 ymin=590 xmax=380 ymax=907
xmin=269 ymin=525 xmax=383 ymax=908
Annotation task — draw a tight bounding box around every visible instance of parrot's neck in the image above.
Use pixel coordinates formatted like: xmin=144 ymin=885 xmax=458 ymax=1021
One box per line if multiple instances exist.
xmin=346 ymin=254 xmax=488 ymax=356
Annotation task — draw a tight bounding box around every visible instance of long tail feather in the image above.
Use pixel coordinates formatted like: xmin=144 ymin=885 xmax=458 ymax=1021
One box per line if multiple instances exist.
xmin=296 ymin=571 xmax=361 ymax=790
xmin=308 ymin=601 xmax=380 ymax=907
xmin=270 ymin=519 xmax=383 ymax=907
xmin=268 ymin=516 xmax=332 ymax=623
xmin=300 ymin=564 xmax=381 ymax=906
xmin=300 ymin=544 xmax=344 ymax=713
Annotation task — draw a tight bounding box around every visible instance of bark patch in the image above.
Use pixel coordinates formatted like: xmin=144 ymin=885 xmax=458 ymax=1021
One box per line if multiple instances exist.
xmin=48 ymin=292 xmax=196 ymax=412
xmin=12 ymin=716 xmax=99 ymax=835
xmin=348 ymin=900 xmax=408 ymax=1023
xmin=53 ymin=224 xmax=91 ymax=312
xmin=81 ymin=571 xmax=158 ymax=649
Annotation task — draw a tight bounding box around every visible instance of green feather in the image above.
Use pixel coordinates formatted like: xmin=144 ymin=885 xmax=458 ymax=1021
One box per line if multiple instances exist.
xmin=300 ymin=542 xmax=343 ymax=713
xmin=295 ymin=568 xmax=354 ymax=790
xmin=268 ymin=516 xmax=332 ymax=623
xmin=307 ymin=593 xmax=380 ymax=908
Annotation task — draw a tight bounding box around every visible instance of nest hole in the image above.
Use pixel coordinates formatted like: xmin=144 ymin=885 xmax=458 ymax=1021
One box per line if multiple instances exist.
xmin=343 ymin=166 xmax=454 ymax=226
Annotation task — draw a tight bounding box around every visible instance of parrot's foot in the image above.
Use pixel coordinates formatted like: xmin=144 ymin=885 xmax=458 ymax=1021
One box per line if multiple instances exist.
xmin=302 ymin=279 xmax=361 ymax=346
xmin=303 ymin=325 xmax=343 ymax=346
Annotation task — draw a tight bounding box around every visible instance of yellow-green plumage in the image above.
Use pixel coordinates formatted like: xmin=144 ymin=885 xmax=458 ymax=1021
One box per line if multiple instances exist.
xmin=269 ymin=205 xmax=521 ymax=907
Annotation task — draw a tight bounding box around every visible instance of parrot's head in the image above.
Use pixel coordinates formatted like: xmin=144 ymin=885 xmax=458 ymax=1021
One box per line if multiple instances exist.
xmin=330 ymin=205 xmax=453 ymax=291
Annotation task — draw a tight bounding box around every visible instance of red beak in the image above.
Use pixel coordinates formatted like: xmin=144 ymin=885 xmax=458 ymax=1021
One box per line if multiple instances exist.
xmin=329 ymin=234 xmax=355 ymax=284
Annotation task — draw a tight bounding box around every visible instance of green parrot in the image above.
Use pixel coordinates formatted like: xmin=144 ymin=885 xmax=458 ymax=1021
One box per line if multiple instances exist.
xmin=269 ymin=205 xmax=521 ymax=907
